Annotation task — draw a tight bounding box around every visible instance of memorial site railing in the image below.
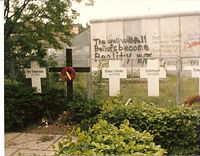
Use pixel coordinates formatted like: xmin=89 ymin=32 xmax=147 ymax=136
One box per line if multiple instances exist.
xmin=5 ymin=56 xmax=200 ymax=108
xmin=90 ymin=56 xmax=200 ymax=107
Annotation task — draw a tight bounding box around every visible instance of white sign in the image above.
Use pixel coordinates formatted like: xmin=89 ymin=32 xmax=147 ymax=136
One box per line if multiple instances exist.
xmin=25 ymin=61 xmax=46 ymax=93
xmin=102 ymin=60 xmax=127 ymax=96
xmin=191 ymin=60 xmax=200 ymax=94
xmin=140 ymin=59 xmax=166 ymax=96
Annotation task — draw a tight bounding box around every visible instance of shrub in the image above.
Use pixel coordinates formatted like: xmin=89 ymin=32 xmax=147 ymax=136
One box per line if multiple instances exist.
xmin=5 ymin=83 xmax=43 ymax=131
xmin=67 ymin=97 xmax=102 ymax=127
xmin=53 ymin=120 xmax=166 ymax=155
xmin=99 ymin=97 xmax=199 ymax=155
xmin=5 ymin=83 xmax=67 ymax=131
xmin=40 ymin=88 xmax=67 ymax=120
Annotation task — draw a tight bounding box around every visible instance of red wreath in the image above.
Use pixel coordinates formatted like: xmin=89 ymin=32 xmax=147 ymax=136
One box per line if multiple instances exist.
xmin=61 ymin=66 xmax=76 ymax=81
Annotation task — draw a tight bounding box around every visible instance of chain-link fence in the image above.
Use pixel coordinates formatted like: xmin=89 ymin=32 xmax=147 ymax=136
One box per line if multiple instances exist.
xmin=91 ymin=56 xmax=200 ymax=108
xmin=5 ymin=56 xmax=200 ymax=108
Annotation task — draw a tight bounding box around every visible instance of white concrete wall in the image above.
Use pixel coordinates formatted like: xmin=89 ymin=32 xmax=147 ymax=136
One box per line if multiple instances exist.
xmin=90 ymin=13 xmax=200 ymax=69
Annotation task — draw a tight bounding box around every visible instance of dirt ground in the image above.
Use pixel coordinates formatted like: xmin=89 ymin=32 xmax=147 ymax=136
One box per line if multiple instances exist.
xmin=24 ymin=111 xmax=75 ymax=135
xmin=24 ymin=122 xmax=75 ymax=135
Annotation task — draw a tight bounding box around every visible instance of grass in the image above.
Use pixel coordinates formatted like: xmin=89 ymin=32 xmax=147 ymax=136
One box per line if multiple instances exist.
xmin=121 ymin=75 xmax=198 ymax=108
xmin=51 ymin=72 xmax=199 ymax=109
xmin=92 ymin=73 xmax=199 ymax=108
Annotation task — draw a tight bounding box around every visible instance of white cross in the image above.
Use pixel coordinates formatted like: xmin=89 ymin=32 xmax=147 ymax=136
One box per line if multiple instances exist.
xmin=102 ymin=60 xmax=127 ymax=96
xmin=191 ymin=59 xmax=200 ymax=94
xmin=140 ymin=59 xmax=166 ymax=97
xmin=25 ymin=61 xmax=46 ymax=93
xmin=181 ymin=59 xmax=200 ymax=94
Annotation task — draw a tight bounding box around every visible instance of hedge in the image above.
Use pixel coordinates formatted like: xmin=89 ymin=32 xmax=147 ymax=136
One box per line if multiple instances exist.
xmin=99 ymin=97 xmax=199 ymax=155
xmin=5 ymin=83 xmax=43 ymax=131
xmin=5 ymin=83 xmax=67 ymax=131
xmin=66 ymin=97 xmax=102 ymax=129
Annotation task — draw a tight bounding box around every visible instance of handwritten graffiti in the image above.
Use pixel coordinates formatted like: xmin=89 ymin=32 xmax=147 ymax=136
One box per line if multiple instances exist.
xmin=185 ymin=41 xmax=200 ymax=48
xmin=93 ymin=35 xmax=149 ymax=64
xmin=94 ymin=43 xmax=149 ymax=52
xmin=92 ymin=32 xmax=200 ymax=66
xmin=95 ymin=52 xmax=132 ymax=60
xmin=137 ymin=53 xmax=152 ymax=65
xmin=152 ymin=32 xmax=180 ymax=55
xmin=184 ymin=33 xmax=200 ymax=49
xmin=187 ymin=33 xmax=200 ymax=42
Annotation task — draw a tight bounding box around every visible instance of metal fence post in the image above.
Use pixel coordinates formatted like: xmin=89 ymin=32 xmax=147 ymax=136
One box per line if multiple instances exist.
xmin=131 ymin=59 xmax=134 ymax=97
xmin=87 ymin=58 xmax=93 ymax=99
xmin=176 ymin=57 xmax=182 ymax=107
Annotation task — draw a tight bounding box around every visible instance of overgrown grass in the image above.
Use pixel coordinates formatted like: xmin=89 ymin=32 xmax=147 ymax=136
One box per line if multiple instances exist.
xmin=123 ymin=75 xmax=198 ymax=108
xmin=49 ymin=72 xmax=199 ymax=109
xmin=92 ymin=73 xmax=199 ymax=108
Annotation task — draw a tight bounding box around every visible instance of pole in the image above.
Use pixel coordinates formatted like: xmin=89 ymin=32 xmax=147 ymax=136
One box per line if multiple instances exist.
xmin=66 ymin=48 xmax=73 ymax=102
xmin=176 ymin=57 xmax=182 ymax=107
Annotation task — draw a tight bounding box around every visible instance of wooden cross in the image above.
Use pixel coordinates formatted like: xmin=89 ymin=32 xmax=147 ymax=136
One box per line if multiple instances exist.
xmin=49 ymin=48 xmax=90 ymax=102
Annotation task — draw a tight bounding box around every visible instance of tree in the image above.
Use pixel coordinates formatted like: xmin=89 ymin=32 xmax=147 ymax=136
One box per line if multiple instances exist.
xmin=77 ymin=22 xmax=90 ymax=34
xmin=4 ymin=0 xmax=92 ymax=80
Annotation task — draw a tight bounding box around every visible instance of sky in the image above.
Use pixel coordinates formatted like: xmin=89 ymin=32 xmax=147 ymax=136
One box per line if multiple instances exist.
xmin=72 ymin=0 xmax=200 ymax=26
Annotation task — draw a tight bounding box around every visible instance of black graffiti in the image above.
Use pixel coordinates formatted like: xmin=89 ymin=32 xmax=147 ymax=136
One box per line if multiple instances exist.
xmin=93 ymin=38 xmax=106 ymax=45
xmin=107 ymin=36 xmax=147 ymax=44
xmin=94 ymin=44 xmax=118 ymax=52
xmin=93 ymin=35 xmax=150 ymax=65
xmin=93 ymin=36 xmax=147 ymax=45
xmin=95 ymin=52 xmax=132 ymax=64
xmin=94 ymin=44 xmax=149 ymax=52
xmin=137 ymin=53 xmax=152 ymax=65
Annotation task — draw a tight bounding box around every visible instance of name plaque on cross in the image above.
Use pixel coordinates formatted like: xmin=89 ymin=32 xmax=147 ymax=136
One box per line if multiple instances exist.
xmin=140 ymin=59 xmax=166 ymax=97
xmin=102 ymin=60 xmax=127 ymax=96
xmin=25 ymin=61 xmax=46 ymax=93
xmin=191 ymin=60 xmax=200 ymax=94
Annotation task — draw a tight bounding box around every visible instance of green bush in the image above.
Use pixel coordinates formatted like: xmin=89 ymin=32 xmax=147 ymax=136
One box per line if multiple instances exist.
xmin=67 ymin=97 xmax=102 ymax=127
xmin=40 ymin=88 xmax=67 ymax=120
xmin=5 ymin=83 xmax=43 ymax=131
xmin=99 ymin=97 xmax=199 ymax=155
xmin=5 ymin=83 xmax=67 ymax=131
xmin=53 ymin=120 xmax=166 ymax=155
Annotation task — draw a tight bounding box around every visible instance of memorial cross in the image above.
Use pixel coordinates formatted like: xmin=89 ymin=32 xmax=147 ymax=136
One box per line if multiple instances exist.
xmin=25 ymin=61 xmax=46 ymax=93
xmin=181 ymin=59 xmax=200 ymax=94
xmin=49 ymin=48 xmax=90 ymax=102
xmin=102 ymin=60 xmax=127 ymax=96
xmin=140 ymin=59 xmax=166 ymax=96
xmin=191 ymin=60 xmax=200 ymax=94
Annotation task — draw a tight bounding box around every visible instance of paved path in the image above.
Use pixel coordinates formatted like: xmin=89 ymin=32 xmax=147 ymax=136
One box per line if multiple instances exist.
xmin=5 ymin=132 xmax=65 ymax=156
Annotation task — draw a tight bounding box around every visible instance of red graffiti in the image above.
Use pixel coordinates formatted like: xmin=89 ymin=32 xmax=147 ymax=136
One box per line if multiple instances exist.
xmin=185 ymin=41 xmax=200 ymax=48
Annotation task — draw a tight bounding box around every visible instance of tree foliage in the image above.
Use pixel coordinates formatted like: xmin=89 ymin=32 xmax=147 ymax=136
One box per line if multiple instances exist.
xmin=4 ymin=0 xmax=91 ymax=79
